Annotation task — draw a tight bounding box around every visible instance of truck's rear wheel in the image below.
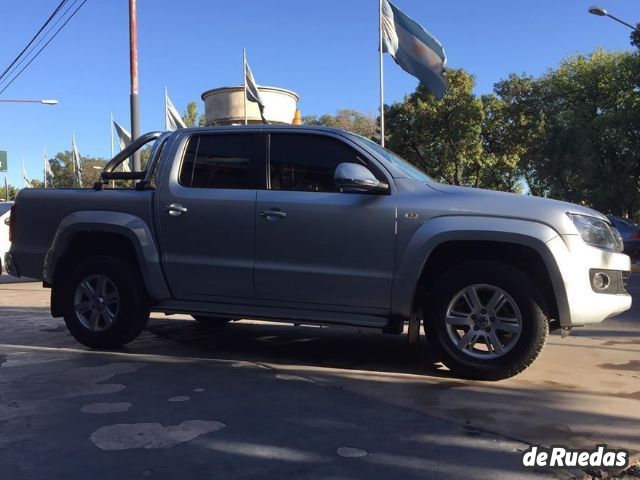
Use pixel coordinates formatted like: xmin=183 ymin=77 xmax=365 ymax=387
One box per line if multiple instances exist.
xmin=423 ymin=261 xmax=548 ymax=380
xmin=62 ymin=255 xmax=150 ymax=348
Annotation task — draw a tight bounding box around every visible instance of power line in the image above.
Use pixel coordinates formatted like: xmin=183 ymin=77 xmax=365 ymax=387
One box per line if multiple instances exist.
xmin=0 ymin=0 xmax=80 ymax=88
xmin=0 ymin=0 xmax=88 ymax=96
xmin=0 ymin=0 xmax=70 ymax=82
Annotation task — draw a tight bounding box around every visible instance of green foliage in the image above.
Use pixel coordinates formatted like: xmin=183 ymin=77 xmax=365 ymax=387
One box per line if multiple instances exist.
xmin=631 ymin=24 xmax=640 ymax=50
xmin=303 ymin=109 xmax=378 ymax=140
xmin=385 ymin=69 xmax=488 ymax=187
xmin=513 ymin=50 xmax=640 ymax=216
xmin=182 ymin=101 xmax=207 ymax=128
xmin=47 ymin=151 xmax=108 ymax=188
xmin=479 ymin=94 xmax=522 ymax=192
xmin=382 ymin=49 xmax=640 ymax=212
xmin=0 ymin=183 xmax=18 ymax=201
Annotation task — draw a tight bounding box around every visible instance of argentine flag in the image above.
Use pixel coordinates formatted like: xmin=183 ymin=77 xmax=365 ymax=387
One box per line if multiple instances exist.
xmin=381 ymin=0 xmax=448 ymax=99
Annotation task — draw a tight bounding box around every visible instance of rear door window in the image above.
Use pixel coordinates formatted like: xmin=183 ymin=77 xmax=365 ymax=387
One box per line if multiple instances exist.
xmin=179 ymin=134 xmax=253 ymax=189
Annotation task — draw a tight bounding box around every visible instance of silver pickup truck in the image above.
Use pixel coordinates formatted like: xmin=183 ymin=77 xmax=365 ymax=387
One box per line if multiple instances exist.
xmin=5 ymin=126 xmax=632 ymax=379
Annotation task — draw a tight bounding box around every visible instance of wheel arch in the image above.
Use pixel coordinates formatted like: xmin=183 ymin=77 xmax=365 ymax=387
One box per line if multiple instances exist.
xmin=46 ymin=211 xmax=171 ymax=316
xmin=392 ymin=216 xmax=570 ymax=329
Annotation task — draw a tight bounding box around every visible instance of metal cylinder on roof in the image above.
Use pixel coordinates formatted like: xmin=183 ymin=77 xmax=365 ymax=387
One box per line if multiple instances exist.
xmin=201 ymin=86 xmax=300 ymax=126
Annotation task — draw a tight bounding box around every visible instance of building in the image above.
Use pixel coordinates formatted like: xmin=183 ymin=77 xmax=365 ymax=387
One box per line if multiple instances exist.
xmin=201 ymin=86 xmax=300 ymax=126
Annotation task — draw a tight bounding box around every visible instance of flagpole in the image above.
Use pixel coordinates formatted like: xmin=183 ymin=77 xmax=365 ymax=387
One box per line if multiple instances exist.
xmin=243 ymin=48 xmax=248 ymax=126
xmin=164 ymin=87 xmax=168 ymax=131
xmin=110 ymin=113 xmax=116 ymax=188
xmin=43 ymin=149 xmax=47 ymax=188
xmin=379 ymin=0 xmax=385 ymax=147
xmin=110 ymin=112 xmax=115 ymax=159
xmin=71 ymin=132 xmax=76 ymax=188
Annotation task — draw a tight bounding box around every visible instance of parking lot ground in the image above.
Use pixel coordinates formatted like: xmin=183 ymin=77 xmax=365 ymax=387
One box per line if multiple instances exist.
xmin=0 ymin=278 xmax=638 ymax=479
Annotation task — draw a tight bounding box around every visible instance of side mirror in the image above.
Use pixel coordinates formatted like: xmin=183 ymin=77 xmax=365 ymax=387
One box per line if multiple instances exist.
xmin=334 ymin=163 xmax=389 ymax=193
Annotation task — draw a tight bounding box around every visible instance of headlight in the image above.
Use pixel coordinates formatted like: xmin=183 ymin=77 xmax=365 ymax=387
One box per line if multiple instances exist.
xmin=567 ymin=213 xmax=623 ymax=252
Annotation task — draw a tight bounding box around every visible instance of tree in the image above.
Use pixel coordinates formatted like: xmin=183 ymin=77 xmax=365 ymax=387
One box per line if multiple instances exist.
xmin=182 ymin=101 xmax=206 ymax=128
xmin=385 ymin=69 xmax=488 ymax=187
xmin=0 ymin=184 xmax=18 ymax=201
xmin=47 ymin=151 xmax=108 ymax=188
xmin=479 ymin=94 xmax=523 ymax=192
xmin=631 ymin=25 xmax=640 ymax=50
xmin=511 ymin=50 xmax=640 ymax=216
xmin=303 ymin=109 xmax=378 ymax=139
xmin=489 ymin=74 xmax=548 ymax=195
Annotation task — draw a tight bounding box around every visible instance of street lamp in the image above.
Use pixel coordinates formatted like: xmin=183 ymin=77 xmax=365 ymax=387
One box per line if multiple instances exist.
xmin=588 ymin=5 xmax=640 ymax=32
xmin=588 ymin=6 xmax=607 ymax=16
xmin=0 ymin=98 xmax=59 ymax=105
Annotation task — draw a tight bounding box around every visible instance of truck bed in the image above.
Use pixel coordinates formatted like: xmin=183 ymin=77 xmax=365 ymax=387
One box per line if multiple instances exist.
xmin=9 ymin=188 xmax=155 ymax=280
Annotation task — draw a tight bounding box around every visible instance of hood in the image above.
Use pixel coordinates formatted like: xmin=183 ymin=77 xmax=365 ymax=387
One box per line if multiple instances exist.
xmin=422 ymin=183 xmax=607 ymax=235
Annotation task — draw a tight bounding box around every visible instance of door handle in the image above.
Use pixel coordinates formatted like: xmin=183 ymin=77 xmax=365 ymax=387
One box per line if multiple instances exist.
xmin=259 ymin=209 xmax=287 ymax=219
xmin=164 ymin=203 xmax=188 ymax=216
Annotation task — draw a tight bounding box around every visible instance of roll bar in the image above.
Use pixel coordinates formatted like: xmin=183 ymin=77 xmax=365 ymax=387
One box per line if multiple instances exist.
xmin=94 ymin=131 xmax=168 ymax=190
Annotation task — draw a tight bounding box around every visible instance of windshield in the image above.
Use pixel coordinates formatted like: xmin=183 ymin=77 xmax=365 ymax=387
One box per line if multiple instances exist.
xmin=349 ymin=135 xmax=433 ymax=183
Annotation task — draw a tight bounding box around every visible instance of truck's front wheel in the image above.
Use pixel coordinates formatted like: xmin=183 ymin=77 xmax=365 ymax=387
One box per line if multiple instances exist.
xmin=424 ymin=261 xmax=549 ymax=380
xmin=62 ymin=255 xmax=150 ymax=348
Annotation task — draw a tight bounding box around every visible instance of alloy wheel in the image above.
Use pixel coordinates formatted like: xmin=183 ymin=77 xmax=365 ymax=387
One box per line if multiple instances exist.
xmin=73 ymin=274 xmax=120 ymax=332
xmin=444 ymin=283 xmax=522 ymax=359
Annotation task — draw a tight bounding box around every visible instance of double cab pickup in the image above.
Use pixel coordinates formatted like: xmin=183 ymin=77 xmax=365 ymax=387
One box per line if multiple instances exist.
xmin=5 ymin=126 xmax=632 ymax=379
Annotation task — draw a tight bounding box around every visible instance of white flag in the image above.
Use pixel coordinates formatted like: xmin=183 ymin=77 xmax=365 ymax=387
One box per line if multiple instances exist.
xmin=72 ymin=132 xmax=83 ymax=188
xmin=22 ymin=164 xmax=32 ymax=188
xmin=113 ymin=120 xmax=131 ymax=151
xmin=44 ymin=151 xmax=54 ymax=178
xmin=165 ymin=91 xmax=186 ymax=131
xmin=244 ymin=55 xmax=268 ymax=124
xmin=112 ymin=120 xmax=132 ymax=172
xmin=245 ymin=61 xmax=265 ymax=110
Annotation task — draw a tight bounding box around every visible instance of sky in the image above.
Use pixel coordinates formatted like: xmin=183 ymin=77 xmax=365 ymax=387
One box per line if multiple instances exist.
xmin=0 ymin=0 xmax=638 ymax=187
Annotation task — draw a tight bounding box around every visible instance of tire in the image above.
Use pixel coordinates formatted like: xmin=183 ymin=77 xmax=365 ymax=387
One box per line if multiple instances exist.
xmin=62 ymin=255 xmax=150 ymax=348
xmin=191 ymin=315 xmax=234 ymax=325
xmin=423 ymin=260 xmax=549 ymax=380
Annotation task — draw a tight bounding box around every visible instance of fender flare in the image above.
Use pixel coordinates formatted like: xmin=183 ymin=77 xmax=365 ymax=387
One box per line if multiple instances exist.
xmin=392 ymin=215 xmax=570 ymax=326
xmin=44 ymin=211 xmax=171 ymax=301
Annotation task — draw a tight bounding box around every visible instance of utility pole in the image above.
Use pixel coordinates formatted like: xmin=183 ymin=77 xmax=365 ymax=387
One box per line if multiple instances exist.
xmin=378 ymin=0 xmax=385 ymax=147
xmin=129 ymin=0 xmax=141 ymax=172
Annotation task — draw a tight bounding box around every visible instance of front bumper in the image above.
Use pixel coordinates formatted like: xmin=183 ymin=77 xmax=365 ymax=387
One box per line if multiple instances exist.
xmin=548 ymin=235 xmax=631 ymax=326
